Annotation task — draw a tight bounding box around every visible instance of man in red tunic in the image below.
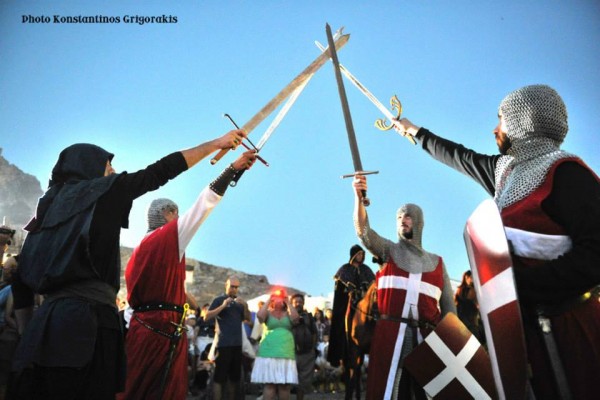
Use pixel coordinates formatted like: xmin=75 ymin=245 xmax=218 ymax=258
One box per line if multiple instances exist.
xmin=352 ymin=177 xmax=456 ymax=399
xmin=117 ymin=151 xmax=256 ymax=400
xmin=393 ymin=84 xmax=600 ymax=399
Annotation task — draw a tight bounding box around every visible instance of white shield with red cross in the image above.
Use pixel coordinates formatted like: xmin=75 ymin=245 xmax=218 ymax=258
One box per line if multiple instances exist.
xmin=463 ymin=199 xmax=529 ymax=400
xmin=404 ymin=312 xmax=497 ymax=399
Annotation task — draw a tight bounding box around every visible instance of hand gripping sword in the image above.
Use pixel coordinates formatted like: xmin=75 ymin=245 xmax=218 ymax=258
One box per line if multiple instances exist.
xmin=211 ymin=31 xmax=350 ymax=165
xmin=314 ymin=41 xmax=416 ymax=145
xmin=326 ymin=23 xmax=377 ymax=207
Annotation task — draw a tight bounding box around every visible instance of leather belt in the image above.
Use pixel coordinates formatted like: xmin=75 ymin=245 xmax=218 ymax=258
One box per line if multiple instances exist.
xmin=379 ymin=314 xmax=436 ymax=330
xmin=133 ymin=302 xmax=185 ymax=314
xmin=535 ymin=285 xmax=600 ymax=317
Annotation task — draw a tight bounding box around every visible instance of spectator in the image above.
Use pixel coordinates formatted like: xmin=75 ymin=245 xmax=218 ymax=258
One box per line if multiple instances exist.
xmin=454 ymin=270 xmax=484 ymax=343
xmin=251 ymin=290 xmax=299 ymax=400
xmin=290 ymin=293 xmax=317 ymax=400
xmin=0 ymin=256 xmax=18 ymax=400
xmin=0 ymin=226 xmax=15 ymax=264
xmin=313 ymin=308 xmax=327 ymax=343
xmin=205 ymin=276 xmax=251 ymax=400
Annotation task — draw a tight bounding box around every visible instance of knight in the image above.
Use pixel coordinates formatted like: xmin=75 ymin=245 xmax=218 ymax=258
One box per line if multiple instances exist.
xmin=351 ymin=177 xmax=455 ymax=400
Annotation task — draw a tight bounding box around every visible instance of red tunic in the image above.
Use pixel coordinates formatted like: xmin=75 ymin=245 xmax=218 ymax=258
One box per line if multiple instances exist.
xmin=366 ymin=257 xmax=444 ymax=400
xmin=117 ymin=219 xmax=188 ymax=400
xmin=501 ymin=158 xmax=600 ymax=400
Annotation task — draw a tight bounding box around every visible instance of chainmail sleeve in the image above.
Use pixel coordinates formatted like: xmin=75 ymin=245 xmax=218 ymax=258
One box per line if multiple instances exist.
xmin=354 ymin=214 xmax=393 ymax=262
xmin=439 ymin=261 xmax=457 ymax=316
xmin=209 ymin=164 xmax=238 ymax=196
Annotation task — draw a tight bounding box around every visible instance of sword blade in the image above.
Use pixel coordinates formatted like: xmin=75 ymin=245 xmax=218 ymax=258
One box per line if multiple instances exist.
xmin=315 ymin=40 xmax=416 ymax=145
xmin=211 ymin=32 xmax=350 ymax=164
xmin=315 ymin=40 xmax=394 ymax=121
xmin=228 ymin=80 xmax=312 ymax=188
xmin=256 ymin=75 xmax=312 ymax=150
xmin=326 ymin=23 xmax=373 ymax=206
xmin=325 ymin=24 xmax=362 ymax=172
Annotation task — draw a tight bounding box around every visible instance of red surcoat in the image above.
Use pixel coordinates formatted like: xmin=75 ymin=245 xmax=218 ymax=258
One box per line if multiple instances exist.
xmin=117 ymin=219 xmax=188 ymax=400
xmin=501 ymin=158 xmax=600 ymax=400
xmin=366 ymin=257 xmax=444 ymax=400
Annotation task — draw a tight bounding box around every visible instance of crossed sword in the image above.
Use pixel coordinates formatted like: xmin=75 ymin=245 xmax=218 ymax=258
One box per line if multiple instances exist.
xmin=212 ymin=26 xmax=415 ymax=193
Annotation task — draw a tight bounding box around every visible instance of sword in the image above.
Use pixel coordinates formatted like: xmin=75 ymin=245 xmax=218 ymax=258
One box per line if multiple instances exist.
xmin=226 ymin=75 xmax=314 ymax=187
xmin=326 ymin=23 xmax=377 ymax=207
xmin=211 ymin=30 xmax=350 ymax=165
xmin=315 ymin=41 xmax=416 ymax=145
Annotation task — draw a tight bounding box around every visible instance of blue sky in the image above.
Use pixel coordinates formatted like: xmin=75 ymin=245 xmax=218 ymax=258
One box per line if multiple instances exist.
xmin=1 ymin=1 xmax=599 ymax=297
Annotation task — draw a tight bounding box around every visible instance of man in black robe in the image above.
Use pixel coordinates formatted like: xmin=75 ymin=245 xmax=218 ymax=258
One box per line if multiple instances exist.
xmin=328 ymin=244 xmax=375 ymax=400
xmin=10 ymin=130 xmax=251 ymax=400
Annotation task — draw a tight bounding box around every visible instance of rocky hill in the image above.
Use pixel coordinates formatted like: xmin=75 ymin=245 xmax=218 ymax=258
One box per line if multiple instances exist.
xmin=0 ymin=147 xmax=43 ymax=228
xmin=1 ymin=149 xmax=303 ymax=307
xmin=118 ymin=246 xmax=303 ymax=309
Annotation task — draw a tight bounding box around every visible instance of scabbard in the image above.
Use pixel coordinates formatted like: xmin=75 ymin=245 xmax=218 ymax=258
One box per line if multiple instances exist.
xmin=158 ymin=333 xmax=183 ymax=400
xmin=536 ymin=315 xmax=573 ymax=400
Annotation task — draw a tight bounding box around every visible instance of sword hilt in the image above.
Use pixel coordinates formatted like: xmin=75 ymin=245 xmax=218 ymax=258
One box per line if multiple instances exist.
xmin=374 ymin=95 xmax=417 ymax=145
xmin=211 ymin=148 xmax=229 ymax=165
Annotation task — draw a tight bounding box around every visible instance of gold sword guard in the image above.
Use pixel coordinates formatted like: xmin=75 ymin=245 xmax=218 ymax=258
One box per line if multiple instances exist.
xmin=375 ymin=95 xmax=402 ymax=131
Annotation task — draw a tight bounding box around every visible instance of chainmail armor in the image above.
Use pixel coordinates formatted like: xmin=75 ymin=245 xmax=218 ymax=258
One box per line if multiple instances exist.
xmin=355 ymin=204 xmax=439 ymax=273
xmin=494 ymin=85 xmax=577 ymax=210
xmin=147 ymin=198 xmax=178 ymax=232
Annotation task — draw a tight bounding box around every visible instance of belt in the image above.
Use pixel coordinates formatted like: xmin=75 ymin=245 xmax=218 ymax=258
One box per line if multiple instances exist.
xmin=133 ymin=302 xmax=185 ymax=313
xmin=535 ymin=285 xmax=600 ymax=317
xmin=379 ymin=314 xmax=436 ymax=330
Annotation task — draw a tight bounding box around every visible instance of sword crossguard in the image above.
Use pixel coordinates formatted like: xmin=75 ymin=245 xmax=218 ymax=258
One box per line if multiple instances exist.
xmin=375 ymin=95 xmax=402 ymax=131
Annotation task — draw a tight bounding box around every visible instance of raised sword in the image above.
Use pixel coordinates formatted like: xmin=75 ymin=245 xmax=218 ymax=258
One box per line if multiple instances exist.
xmin=325 ymin=23 xmax=377 ymax=207
xmin=211 ymin=30 xmax=350 ymax=165
xmin=314 ymin=41 xmax=416 ymax=145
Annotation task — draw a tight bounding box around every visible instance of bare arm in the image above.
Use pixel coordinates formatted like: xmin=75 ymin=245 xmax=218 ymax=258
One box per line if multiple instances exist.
xmin=286 ymin=298 xmax=300 ymax=324
xmin=353 ymin=175 xmax=368 ymax=237
xmin=257 ymin=299 xmax=270 ymax=324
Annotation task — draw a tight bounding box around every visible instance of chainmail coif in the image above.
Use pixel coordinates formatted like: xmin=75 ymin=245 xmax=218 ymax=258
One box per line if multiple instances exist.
xmin=396 ymin=203 xmax=424 ymax=248
xmin=494 ymin=85 xmax=577 ymax=210
xmin=147 ymin=198 xmax=178 ymax=232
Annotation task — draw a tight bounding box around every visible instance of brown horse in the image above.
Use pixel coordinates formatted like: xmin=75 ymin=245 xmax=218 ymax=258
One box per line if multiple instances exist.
xmin=351 ymin=281 xmax=378 ymax=354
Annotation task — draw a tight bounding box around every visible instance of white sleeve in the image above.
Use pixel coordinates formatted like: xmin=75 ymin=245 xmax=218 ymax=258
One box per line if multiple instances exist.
xmin=177 ymin=186 xmax=222 ymax=261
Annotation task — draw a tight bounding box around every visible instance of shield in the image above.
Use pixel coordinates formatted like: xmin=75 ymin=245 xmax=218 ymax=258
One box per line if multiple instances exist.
xmin=463 ymin=199 xmax=529 ymax=400
xmin=404 ymin=313 xmax=497 ymax=399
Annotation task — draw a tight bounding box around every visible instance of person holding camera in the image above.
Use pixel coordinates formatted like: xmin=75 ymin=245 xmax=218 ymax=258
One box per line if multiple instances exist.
xmin=251 ymin=289 xmax=299 ymax=400
xmin=290 ymin=293 xmax=317 ymax=400
xmin=205 ymin=276 xmax=251 ymax=400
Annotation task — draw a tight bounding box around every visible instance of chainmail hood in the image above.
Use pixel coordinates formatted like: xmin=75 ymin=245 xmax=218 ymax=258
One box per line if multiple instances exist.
xmin=147 ymin=198 xmax=178 ymax=232
xmin=494 ymin=85 xmax=575 ymax=210
xmin=396 ymin=203 xmax=424 ymax=248
xmin=499 ymin=84 xmax=568 ymax=145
